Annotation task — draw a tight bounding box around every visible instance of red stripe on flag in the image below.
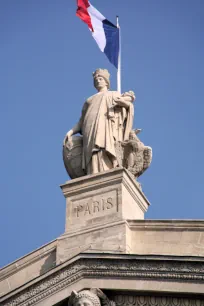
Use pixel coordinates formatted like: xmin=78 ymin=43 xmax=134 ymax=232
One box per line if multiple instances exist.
xmin=76 ymin=0 xmax=93 ymax=31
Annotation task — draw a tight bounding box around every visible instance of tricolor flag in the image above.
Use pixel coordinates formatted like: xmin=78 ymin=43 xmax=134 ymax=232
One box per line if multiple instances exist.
xmin=76 ymin=0 xmax=120 ymax=68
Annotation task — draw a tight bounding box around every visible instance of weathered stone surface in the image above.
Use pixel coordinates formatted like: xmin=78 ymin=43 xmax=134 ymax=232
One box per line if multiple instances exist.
xmin=57 ymin=221 xmax=131 ymax=264
xmin=1 ymin=167 xmax=204 ymax=304
xmin=63 ymin=135 xmax=85 ymax=179
xmin=123 ymin=129 xmax=152 ymax=178
xmin=1 ymin=219 xmax=204 ymax=301
xmin=112 ymin=294 xmax=204 ymax=306
xmin=129 ymin=220 xmax=204 ymax=257
xmin=63 ymin=69 xmax=152 ymax=180
xmin=1 ymin=254 xmax=204 ymax=306
xmin=68 ymin=288 xmax=110 ymax=306
xmin=61 ymin=168 xmax=150 ymax=233
xmin=0 ymin=240 xmax=56 ymax=297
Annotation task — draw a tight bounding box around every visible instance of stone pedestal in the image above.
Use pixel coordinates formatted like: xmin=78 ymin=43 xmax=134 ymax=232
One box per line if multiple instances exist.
xmin=57 ymin=168 xmax=150 ymax=264
xmin=61 ymin=167 xmax=149 ymax=232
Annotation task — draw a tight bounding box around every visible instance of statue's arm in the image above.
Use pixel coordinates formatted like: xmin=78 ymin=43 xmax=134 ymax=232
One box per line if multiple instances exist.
xmin=113 ymin=96 xmax=131 ymax=109
xmin=68 ymin=121 xmax=81 ymax=136
xmin=63 ymin=102 xmax=87 ymax=146
xmin=63 ymin=121 xmax=81 ymax=146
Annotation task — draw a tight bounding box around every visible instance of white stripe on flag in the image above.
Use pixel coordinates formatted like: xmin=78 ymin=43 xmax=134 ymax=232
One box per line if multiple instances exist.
xmin=88 ymin=4 xmax=106 ymax=52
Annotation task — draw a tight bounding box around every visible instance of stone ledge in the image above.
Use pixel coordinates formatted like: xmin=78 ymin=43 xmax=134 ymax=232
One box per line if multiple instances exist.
xmin=60 ymin=167 xmax=149 ymax=205
xmin=1 ymin=253 xmax=204 ymax=306
xmin=0 ymin=241 xmax=57 ymax=298
xmin=58 ymin=220 xmax=128 ymax=239
xmin=0 ymin=240 xmax=57 ymax=280
xmin=128 ymin=219 xmax=204 ymax=230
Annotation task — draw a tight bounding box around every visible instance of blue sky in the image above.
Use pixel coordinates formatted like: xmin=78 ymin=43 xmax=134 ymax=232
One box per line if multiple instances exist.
xmin=0 ymin=0 xmax=204 ymax=268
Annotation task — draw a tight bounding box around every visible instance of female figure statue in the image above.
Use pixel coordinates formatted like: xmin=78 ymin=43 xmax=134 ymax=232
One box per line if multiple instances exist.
xmin=63 ymin=69 xmax=135 ymax=176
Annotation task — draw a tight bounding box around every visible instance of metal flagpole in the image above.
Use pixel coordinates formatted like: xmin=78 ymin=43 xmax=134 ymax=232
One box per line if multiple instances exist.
xmin=116 ymin=16 xmax=121 ymax=93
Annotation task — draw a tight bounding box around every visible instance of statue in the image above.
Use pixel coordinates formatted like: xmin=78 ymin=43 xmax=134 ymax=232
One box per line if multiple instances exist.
xmin=123 ymin=129 xmax=152 ymax=178
xmin=63 ymin=69 xmax=152 ymax=182
xmin=68 ymin=289 xmax=115 ymax=306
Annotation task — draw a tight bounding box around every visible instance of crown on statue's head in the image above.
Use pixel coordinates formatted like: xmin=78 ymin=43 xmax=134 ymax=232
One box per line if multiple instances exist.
xmin=92 ymin=69 xmax=110 ymax=88
xmin=93 ymin=68 xmax=110 ymax=80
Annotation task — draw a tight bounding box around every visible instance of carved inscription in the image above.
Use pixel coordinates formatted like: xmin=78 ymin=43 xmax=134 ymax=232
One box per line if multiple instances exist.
xmin=75 ymin=197 xmax=114 ymax=218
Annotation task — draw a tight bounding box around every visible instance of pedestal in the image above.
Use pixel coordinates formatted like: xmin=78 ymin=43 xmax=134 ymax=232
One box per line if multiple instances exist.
xmin=57 ymin=168 xmax=150 ymax=264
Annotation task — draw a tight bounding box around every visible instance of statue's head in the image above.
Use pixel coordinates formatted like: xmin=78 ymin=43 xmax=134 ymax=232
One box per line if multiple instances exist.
xmin=93 ymin=69 xmax=110 ymax=91
xmin=69 ymin=290 xmax=101 ymax=306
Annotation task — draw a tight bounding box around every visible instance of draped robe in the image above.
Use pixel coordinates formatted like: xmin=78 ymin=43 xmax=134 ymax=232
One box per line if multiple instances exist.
xmin=79 ymin=91 xmax=134 ymax=174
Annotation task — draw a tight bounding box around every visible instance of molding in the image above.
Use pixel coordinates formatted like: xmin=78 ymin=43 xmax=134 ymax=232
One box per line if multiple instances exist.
xmin=112 ymin=294 xmax=204 ymax=306
xmin=1 ymin=253 xmax=204 ymax=306
xmin=122 ymin=168 xmax=150 ymax=205
xmin=60 ymin=167 xmax=125 ymax=196
xmin=58 ymin=220 xmax=127 ymax=240
xmin=128 ymin=219 xmax=204 ymax=231
xmin=60 ymin=167 xmax=147 ymax=201
xmin=122 ymin=178 xmax=149 ymax=212
xmin=0 ymin=242 xmax=57 ymax=281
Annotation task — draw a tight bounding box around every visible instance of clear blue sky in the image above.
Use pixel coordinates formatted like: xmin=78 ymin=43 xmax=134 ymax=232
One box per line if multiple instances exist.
xmin=0 ymin=0 xmax=204 ymax=268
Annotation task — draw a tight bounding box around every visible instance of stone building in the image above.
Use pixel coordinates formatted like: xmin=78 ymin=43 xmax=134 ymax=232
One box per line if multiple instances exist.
xmin=1 ymin=168 xmax=204 ymax=305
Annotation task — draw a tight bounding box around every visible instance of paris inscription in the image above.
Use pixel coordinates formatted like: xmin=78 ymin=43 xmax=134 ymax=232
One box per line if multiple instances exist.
xmin=68 ymin=189 xmax=118 ymax=228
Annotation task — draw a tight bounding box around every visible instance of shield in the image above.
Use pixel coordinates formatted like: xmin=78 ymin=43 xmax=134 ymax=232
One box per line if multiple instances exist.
xmin=63 ymin=136 xmax=85 ymax=179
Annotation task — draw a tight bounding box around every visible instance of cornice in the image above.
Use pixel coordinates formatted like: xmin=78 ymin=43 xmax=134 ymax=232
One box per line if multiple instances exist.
xmin=60 ymin=167 xmax=146 ymax=200
xmin=0 ymin=241 xmax=57 ymax=281
xmin=1 ymin=253 xmax=204 ymax=306
xmin=128 ymin=219 xmax=204 ymax=231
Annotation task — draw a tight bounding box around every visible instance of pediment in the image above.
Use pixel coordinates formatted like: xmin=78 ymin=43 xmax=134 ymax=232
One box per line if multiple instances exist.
xmin=1 ymin=253 xmax=204 ymax=306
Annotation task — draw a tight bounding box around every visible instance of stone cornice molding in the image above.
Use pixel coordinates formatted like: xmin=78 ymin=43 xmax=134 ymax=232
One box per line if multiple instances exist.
xmin=0 ymin=241 xmax=57 ymax=281
xmin=61 ymin=168 xmax=149 ymax=204
xmin=121 ymin=175 xmax=149 ymax=212
xmin=1 ymin=253 xmax=204 ymax=306
xmin=113 ymin=294 xmax=204 ymax=306
xmin=128 ymin=219 xmax=204 ymax=231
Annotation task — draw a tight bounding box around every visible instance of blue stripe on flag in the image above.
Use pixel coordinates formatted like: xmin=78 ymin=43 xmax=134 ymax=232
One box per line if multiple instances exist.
xmin=103 ymin=19 xmax=119 ymax=69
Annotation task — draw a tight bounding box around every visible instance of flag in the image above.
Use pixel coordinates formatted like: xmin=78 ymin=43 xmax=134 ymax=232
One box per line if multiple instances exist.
xmin=76 ymin=0 xmax=119 ymax=68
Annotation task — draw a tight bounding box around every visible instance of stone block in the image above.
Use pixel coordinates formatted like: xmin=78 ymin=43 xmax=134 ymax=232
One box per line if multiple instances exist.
xmin=60 ymin=168 xmax=150 ymax=233
xmin=57 ymin=220 xmax=130 ymax=264
xmin=130 ymin=220 xmax=204 ymax=257
xmin=0 ymin=241 xmax=56 ymax=297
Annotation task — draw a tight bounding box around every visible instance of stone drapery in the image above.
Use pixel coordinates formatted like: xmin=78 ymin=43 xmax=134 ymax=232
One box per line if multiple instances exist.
xmin=79 ymin=91 xmax=134 ymax=174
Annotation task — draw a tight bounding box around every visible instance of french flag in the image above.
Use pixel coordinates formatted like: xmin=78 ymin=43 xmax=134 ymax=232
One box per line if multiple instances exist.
xmin=76 ymin=0 xmax=120 ymax=68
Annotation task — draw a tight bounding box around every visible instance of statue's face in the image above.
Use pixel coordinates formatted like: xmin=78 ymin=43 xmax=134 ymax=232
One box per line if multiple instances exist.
xmin=74 ymin=297 xmax=94 ymax=306
xmin=94 ymin=76 xmax=107 ymax=91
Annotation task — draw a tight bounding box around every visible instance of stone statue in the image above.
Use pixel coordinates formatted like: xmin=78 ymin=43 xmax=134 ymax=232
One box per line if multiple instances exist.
xmin=63 ymin=69 xmax=152 ymax=181
xmin=68 ymin=289 xmax=115 ymax=306
xmin=123 ymin=129 xmax=152 ymax=178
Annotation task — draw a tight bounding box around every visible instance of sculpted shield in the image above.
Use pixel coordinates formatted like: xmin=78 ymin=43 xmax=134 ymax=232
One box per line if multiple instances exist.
xmin=63 ymin=135 xmax=85 ymax=179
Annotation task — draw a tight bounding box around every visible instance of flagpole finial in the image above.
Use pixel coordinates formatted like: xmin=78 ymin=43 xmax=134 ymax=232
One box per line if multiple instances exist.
xmin=116 ymin=16 xmax=120 ymax=28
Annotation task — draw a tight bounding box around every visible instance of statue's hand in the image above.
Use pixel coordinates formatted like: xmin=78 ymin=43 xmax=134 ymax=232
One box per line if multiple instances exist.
xmin=114 ymin=97 xmax=131 ymax=109
xmin=63 ymin=131 xmax=73 ymax=149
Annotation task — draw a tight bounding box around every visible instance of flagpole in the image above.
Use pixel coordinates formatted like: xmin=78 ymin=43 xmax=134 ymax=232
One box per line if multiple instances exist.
xmin=116 ymin=16 xmax=121 ymax=93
